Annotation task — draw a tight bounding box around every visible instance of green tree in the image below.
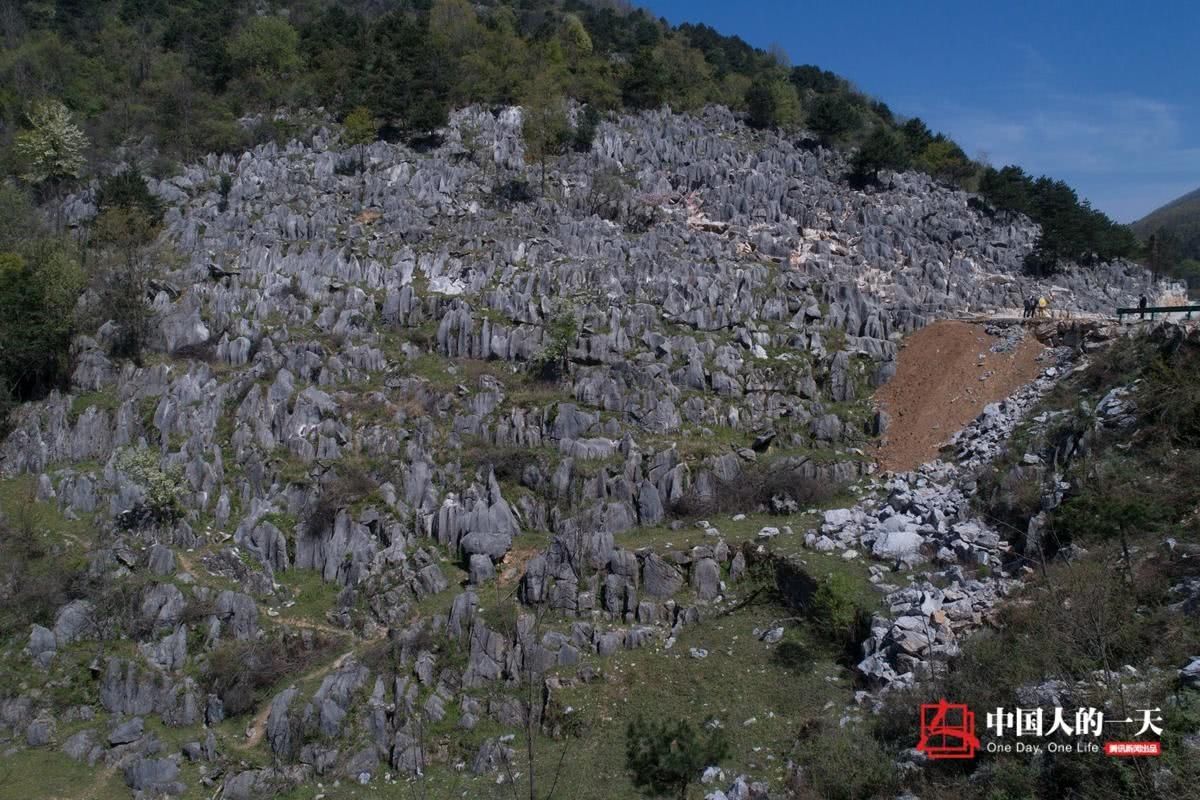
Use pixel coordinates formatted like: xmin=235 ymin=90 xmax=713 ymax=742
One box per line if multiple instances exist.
xmin=1147 ymin=226 xmax=1182 ymax=284
xmin=90 ymin=206 xmax=162 ymax=361
xmin=654 ymin=36 xmax=714 ymax=111
xmin=0 ymin=245 xmax=85 ymax=421
xmin=790 ymin=63 xmax=841 ymax=94
xmin=806 ymin=94 xmax=860 ymax=145
xmin=428 ymin=0 xmax=483 ymax=106
xmin=522 ymin=82 xmax=571 ymax=193
xmin=915 ymin=138 xmax=974 ymax=186
xmin=625 ymin=715 xmax=728 ymax=800
xmin=14 ymin=99 xmax=89 ymax=223
xmin=227 ymin=15 xmax=300 ymax=102
xmin=745 ymin=76 xmax=801 ymax=130
xmin=851 ymin=126 xmax=910 ymax=180
xmin=572 ymin=105 xmax=602 ymax=152
xmin=623 ymin=36 xmax=714 ymax=112
xmin=361 ymin=12 xmax=451 ymax=136
xmin=900 ymin=117 xmax=935 ymax=157
xmin=459 ymin=7 xmax=532 ymax=105
xmin=228 ymin=15 xmax=300 ymax=75
xmin=429 ymin=0 xmax=481 ymax=55
xmin=979 ymin=165 xmax=1033 ymax=215
xmin=560 ymin=13 xmax=594 ymax=69
xmin=342 ymin=106 xmax=378 ymax=172
xmin=0 ymin=185 xmax=41 ymax=253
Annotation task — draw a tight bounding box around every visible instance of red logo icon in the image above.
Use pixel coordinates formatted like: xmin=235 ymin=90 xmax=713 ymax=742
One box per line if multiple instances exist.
xmin=918 ymin=699 xmax=980 ymax=759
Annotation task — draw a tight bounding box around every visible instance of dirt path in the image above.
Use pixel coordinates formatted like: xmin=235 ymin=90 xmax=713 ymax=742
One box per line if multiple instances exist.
xmin=75 ymin=765 xmax=118 ymax=800
xmin=873 ymin=320 xmax=1046 ymax=472
xmin=236 ymin=648 xmax=359 ymax=750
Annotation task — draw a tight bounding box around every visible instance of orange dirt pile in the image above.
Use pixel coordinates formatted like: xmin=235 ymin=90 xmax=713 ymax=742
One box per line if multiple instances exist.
xmin=873 ymin=321 xmax=1046 ymax=472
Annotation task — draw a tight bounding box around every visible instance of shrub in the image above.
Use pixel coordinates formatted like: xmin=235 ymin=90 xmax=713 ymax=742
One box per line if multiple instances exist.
xmin=793 ymin=726 xmax=896 ymax=800
xmin=305 ymin=462 xmax=378 ymax=537
xmin=171 ymin=338 xmax=218 ymax=363
xmin=624 ymin=197 xmax=663 ymax=233
xmin=462 ymin=442 xmax=539 ymax=484
xmin=92 ymin=576 xmax=157 ymax=640
xmin=96 ymin=168 xmax=164 ymax=224
xmin=584 ymin=167 xmax=628 ymax=221
xmin=671 ymin=462 xmax=838 ymax=518
xmin=115 ymin=448 xmax=185 ymax=528
xmin=0 ymin=489 xmax=90 ymax=637
xmin=492 ymin=177 xmax=535 ymax=205
xmin=772 ymin=639 xmax=814 ymax=670
xmin=808 ymin=573 xmax=863 ymax=645
xmin=205 ymin=634 xmax=338 ymax=716
xmin=625 ymin=715 xmax=728 ymax=799
xmin=88 ymin=206 xmax=164 ymax=363
xmin=1140 ymin=350 xmax=1200 ymax=446
xmin=530 ymin=311 xmax=578 ymax=382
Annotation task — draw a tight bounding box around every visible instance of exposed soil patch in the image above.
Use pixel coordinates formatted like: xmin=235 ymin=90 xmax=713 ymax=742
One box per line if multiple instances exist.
xmin=499 ymin=544 xmax=541 ymax=587
xmin=874 ymin=321 xmax=1046 ymax=472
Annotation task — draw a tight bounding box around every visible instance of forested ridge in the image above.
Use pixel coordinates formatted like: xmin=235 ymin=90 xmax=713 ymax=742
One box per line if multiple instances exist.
xmin=1132 ymin=187 xmax=1200 ymax=288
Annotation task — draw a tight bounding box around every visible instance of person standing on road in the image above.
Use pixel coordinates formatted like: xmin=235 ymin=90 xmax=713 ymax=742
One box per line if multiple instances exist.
xmin=1139 ymin=293 xmax=1148 ymax=320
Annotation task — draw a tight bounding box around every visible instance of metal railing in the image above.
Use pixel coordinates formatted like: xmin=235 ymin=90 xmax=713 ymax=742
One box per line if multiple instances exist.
xmin=1116 ymin=305 xmax=1200 ymax=322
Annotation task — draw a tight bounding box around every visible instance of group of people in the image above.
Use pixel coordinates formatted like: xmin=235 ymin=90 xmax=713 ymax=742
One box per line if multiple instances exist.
xmin=1021 ymin=291 xmax=1155 ymax=321
xmin=1022 ymin=294 xmax=1049 ymax=318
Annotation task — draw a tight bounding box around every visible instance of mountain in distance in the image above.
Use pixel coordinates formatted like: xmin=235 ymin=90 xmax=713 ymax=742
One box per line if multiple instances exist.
xmin=1132 ymin=185 xmax=1200 ymax=259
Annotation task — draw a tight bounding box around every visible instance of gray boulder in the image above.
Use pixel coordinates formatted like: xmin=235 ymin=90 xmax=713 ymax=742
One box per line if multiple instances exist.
xmin=468 ymin=553 xmax=495 ymax=584
xmin=124 ymin=756 xmax=183 ymax=794
xmin=642 ymin=553 xmax=684 ymax=598
xmin=109 ymin=716 xmax=145 ymax=745
xmin=27 ymin=624 xmax=57 ymax=668
xmin=690 ymin=558 xmax=721 ymax=600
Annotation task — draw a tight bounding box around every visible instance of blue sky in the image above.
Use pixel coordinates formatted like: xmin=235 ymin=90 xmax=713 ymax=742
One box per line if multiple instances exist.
xmin=641 ymin=0 xmax=1200 ymax=222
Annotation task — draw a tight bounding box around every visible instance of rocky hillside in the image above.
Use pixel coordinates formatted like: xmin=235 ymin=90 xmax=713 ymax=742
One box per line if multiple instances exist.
xmin=0 ymin=106 xmax=1177 ymax=800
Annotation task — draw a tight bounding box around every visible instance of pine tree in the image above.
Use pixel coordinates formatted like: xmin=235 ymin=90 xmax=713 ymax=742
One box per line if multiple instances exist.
xmin=625 ymin=715 xmax=728 ymax=799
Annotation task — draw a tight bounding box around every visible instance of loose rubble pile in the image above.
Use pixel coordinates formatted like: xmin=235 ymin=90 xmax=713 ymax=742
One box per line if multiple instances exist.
xmin=799 ymin=349 xmax=1076 ymax=694
xmin=0 ymin=104 xmax=1156 ymax=797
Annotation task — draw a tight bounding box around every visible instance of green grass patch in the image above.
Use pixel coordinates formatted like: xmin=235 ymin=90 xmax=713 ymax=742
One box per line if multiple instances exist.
xmin=275 ymin=567 xmax=341 ymax=622
xmin=0 ymin=747 xmax=129 ymax=800
xmin=69 ymin=389 xmax=121 ymax=422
